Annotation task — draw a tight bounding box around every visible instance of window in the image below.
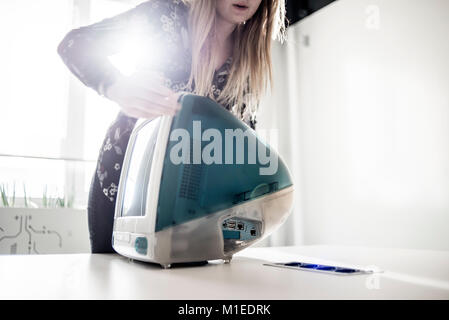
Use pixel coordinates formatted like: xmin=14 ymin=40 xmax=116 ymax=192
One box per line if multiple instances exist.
xmin=0 ymin=0 xmax=138 ymax=208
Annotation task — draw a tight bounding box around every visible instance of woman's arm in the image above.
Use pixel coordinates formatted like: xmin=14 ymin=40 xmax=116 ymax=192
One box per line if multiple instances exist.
xmin=57 ymin=1 xmax=155 ymax=97
xmin=57 ymin=0 xmax=182 ymax=118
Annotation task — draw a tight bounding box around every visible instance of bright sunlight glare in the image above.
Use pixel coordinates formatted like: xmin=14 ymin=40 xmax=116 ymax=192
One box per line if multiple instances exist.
xmin=108 ymin=38 xmax=145 ymax=76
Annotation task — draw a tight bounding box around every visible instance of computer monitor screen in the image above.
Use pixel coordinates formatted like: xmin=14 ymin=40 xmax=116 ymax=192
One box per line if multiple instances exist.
xmin=120 ymin=118 xmax=161 ymax=217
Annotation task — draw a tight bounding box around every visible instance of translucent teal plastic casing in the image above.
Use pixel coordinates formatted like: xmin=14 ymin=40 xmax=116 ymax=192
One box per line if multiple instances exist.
xmin=113 ymin=93 xmax=294 ymax=267
xmin=156 ymin=94 xmax=293 ymax=232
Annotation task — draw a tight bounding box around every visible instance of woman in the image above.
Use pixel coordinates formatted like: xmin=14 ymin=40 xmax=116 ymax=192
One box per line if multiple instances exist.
xmin=57 ymin=0 xmax=287 ymax=253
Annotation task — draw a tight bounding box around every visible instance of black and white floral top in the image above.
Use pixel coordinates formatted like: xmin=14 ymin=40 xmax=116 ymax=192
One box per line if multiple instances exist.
xmin=58 ymin=0 xmax=257 ymax=202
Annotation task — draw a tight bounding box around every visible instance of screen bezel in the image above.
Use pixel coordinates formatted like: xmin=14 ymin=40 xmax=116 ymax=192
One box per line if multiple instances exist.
xmin=113 ymin=115 xmax=173 ymax=237
xmin=119 ymin=117 xmax=162 ymax=218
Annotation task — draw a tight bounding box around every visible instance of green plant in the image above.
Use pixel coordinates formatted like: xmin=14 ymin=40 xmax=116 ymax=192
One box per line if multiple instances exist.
xmin=23 ymin=183 xmax=28 ymax=208
xmin=0 ymin=183 xmax=76 ymax=209
xmin=0 ymin=183 xmax=16 ymax=208
xmin=11 ymin=182 xmax=16 ymax=207
xmin=56 ymin=196 xmax=65 ymax=208
xmin=55 ymin=193 xmax=74 ymax=209
xmin=67 ymin=194 xmax=74 ymax=209
xmin=42 ymin=185 xmax=48 ymax=208
xmin=0 ymin=183 xmax=9 ymax=207
xmin=42 ymin=185 xmax=74 ymax=209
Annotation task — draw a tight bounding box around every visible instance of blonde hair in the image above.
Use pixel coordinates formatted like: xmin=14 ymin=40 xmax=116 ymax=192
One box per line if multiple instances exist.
xmin=181 ymin=0 xmax=287 ymax=122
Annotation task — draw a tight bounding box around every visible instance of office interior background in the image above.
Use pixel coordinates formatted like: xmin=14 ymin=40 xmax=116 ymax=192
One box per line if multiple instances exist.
xmin=0 ymin=0 xmax=448 ymax=254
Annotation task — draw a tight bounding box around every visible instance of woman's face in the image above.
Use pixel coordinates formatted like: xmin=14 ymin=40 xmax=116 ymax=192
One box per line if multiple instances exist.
xmin=216 ymin=0 xmax=263 ymax=25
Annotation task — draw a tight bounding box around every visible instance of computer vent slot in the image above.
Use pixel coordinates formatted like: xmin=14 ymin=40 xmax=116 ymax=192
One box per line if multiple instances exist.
xmin=178 ymin=138 xmax=205 ymax=201
xmin=179 ymin=164 xmax=203 ymax=201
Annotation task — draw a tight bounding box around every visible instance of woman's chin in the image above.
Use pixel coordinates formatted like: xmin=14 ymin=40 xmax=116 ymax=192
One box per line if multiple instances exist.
xmin=228 ymin=16 xmax=247 ymax=26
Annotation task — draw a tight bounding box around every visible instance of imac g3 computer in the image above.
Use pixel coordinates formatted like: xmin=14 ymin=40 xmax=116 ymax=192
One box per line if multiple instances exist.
xmin=112 ymin=94 xmax=294 ymax=268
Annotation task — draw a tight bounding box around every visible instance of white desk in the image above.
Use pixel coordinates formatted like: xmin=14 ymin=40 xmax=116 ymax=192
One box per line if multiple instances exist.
xmin=1 ymin=245 xmax=448 ymax=299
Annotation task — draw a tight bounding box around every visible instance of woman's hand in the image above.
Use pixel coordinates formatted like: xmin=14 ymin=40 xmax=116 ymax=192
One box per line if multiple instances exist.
xmin=105 ymin=71 xmax=182 ymax=119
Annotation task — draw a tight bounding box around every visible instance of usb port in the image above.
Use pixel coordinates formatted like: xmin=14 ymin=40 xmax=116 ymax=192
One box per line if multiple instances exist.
xmin=237 ymin=223 xmax=244 ymax=230
xmin=250 ymin=229 xmax=256 ymax=236
xmin=227 ymin=221 xmax=236 ymax=229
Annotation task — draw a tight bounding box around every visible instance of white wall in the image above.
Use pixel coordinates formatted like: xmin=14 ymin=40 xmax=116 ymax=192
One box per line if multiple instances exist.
xmin=258 ymin=0 xmax=449 ymax=250
xmin=256 ymin=37 xmax=303 ymax=247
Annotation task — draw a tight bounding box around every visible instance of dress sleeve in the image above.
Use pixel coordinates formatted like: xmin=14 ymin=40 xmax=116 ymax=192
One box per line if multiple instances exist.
xmin=240 ymin=88 xmax=259 ymax=130
xmin=249 ymin=114 xmax=257 ymax=130
xmin=57 ymin=0 xmax=183 ymax=97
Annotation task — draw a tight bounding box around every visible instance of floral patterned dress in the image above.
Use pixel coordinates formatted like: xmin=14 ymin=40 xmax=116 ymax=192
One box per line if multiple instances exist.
xmin=57 ymin=0 xmax=257 ymax=252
